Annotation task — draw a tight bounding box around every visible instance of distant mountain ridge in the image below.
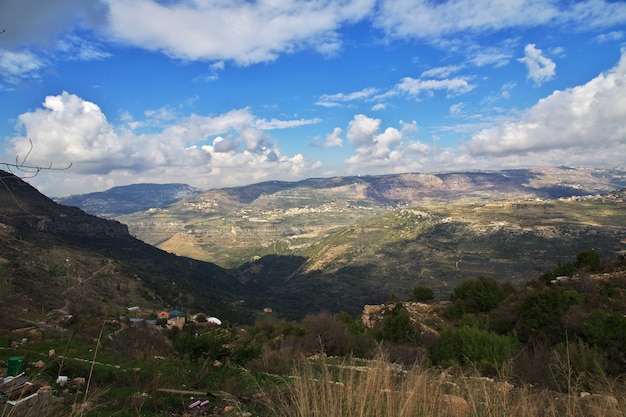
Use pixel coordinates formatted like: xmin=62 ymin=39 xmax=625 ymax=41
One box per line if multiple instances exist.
xmin=115 ymin=166 xmax=626 ymax=266
xmin=55 ymin=167 xmax=626 ymax=220
xmin=54 ymin=183 xmax=203 ymax=218
xmin=213 ymin=167 xmax=626 ymax=206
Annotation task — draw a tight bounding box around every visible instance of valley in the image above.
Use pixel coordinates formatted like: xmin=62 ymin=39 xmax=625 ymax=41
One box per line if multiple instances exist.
xmin=2 ymin=167 xmax=626 ymax=417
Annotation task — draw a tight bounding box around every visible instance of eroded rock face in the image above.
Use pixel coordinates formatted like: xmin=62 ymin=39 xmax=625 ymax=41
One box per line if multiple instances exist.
xmin=36 ymin=216 xmax=129 ymax=238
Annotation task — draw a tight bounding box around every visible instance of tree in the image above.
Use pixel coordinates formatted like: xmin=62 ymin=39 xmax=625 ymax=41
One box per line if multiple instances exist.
xmin=412 ymin=286 xmax=434 ymax=303
xmin=447 ymin=276 xmax=506 ymax=318
xmin=375 ymin=303 xmax=419 ymax=344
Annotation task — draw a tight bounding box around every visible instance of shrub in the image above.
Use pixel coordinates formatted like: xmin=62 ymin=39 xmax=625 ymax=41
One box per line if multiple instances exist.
xmin=517 ymin=286 xmax=584 ymax=343
xmin=299 ymin=312 xmax=359 ymax=357
xmin=374 ymin=303 xmax=419 ymax=345
xmin=445 ymin=276 xmax=506 ymax=319
xmin=576 ymin=249 xmax=601 ymax=272
xmin=583 ymin=310 xmax=626 ymax=374
xmin=431 ymin=325 xmax=521 ymax=372
xmin=412 ymin=286 xmax=435 ymax=302
xmin=335 ymin=310 xmax=366 ymax=335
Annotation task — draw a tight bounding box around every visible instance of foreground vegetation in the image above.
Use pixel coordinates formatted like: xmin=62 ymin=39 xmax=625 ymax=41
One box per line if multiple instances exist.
xmin=2 ymin=250 xmax=625 ymax=416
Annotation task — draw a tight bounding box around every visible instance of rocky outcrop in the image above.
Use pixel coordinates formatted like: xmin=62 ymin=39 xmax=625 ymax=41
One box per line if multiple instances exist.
xmin=361 ymin=301 xmax=450 ymax=336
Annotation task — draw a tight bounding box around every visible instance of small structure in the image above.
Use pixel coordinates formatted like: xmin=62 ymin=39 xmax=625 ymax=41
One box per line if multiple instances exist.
xmin=157 ymin=311 xmax=170 ymax=320
xmin=0 ymin=374 xmax=53 ymax=416
xmin=207 ymin=317 xmax=222 ymax=326
xmin=167 ymin=316 xmax=185 ymax=330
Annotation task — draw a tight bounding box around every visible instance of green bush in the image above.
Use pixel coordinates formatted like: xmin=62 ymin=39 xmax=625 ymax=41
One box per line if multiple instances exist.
xmin=445 ymin=276 xmax=506 ymax=319
xmin=412 ymin=286 xmax=434 ymax=303
xmin=374 ymin=303 xmax=419 ymax=345
xmin=431 ymin=325 xmax=521 ymax=372
xmin=517 ymin=286 xmax=583 ymax=343
xmin=583 ymin=310 xmax=626 ymax=374
xmin=336 ymin=310 xmax=366 ymax=335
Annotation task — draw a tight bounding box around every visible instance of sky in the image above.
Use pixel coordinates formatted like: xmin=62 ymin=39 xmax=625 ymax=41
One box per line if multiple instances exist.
xmin=1 ymin=0 xmax=626 ymax=197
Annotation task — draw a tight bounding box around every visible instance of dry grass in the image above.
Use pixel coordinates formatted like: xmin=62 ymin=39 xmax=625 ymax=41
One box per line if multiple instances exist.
xmin=264 ymin=353 xmax=625 ymax=417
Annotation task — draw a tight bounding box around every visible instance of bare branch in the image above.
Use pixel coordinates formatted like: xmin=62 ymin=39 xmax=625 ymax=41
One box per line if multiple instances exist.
xmin=2 ymin=138 xmax=72 ymax=179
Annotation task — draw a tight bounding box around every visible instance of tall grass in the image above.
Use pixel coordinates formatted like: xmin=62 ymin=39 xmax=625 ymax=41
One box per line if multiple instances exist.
xmin=266 ymin=353 xmax=625 ymax=417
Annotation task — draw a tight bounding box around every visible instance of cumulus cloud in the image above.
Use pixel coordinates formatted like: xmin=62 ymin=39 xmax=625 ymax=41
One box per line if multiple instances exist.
xmin=519 ymin=44 xmax=556 ymax=85
xmin=464 ymin=50 xmax=626 ymax=165
xmin=324 ymin=127 xmax=344 ymax=148
xmin=14 ymin=92 xmax=125 ymax=172
xmin=105 ymin=0 xmax=375 ymax=65
xmin=10 ymin=92 xmax=321 ymax=195
xmin=344 ymin=115 xmax=428 ymax=173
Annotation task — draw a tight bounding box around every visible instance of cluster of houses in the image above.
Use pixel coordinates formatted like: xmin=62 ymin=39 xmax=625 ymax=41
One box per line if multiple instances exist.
xmin=123 ymin=307 xmax=221 ymax=330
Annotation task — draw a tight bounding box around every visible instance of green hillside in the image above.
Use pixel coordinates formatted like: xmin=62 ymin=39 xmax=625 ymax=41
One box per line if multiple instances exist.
xmin=232 ymin=195 xmax=626 ymax=319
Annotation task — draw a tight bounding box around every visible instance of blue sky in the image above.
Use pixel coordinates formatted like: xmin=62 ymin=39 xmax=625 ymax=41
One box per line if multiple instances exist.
xmin=1 ymin=0 xmax=625 ymax=197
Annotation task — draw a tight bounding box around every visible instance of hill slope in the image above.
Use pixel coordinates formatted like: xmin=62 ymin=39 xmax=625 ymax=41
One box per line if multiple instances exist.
xmin=0 ymin=170 xmax=250 ymax=330
xmin=119 ymin=167 xmax=626 ymax=269
xmin=3 ymin=168 xmax=626 ymax=323
xmin=229 ymin=191 xmax=626 ymax=318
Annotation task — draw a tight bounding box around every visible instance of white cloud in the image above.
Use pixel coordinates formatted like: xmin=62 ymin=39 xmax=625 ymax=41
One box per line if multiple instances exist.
xmin=594 ymin=31 xmax=624 ymax=43
xmin=467 ymin=48 xmax=513 ymax=68
xmin=10 ymin=92 xmax=322 ymax=195
xmin=371 ymin=103 xmax=386 ymax=111
xmin=396 ymin=77 xmax=475 ymax=98
xmin=464 ymin=50 xmax=626 ymax=166
xmin=374 ymin=0 xmax=626 ymax=41
xmin=346 ymin=114 xmax=382 ymax=145
xmin=519 ymin=44 xmax=556 ymax=85
xmin=316 ymin=87 xmax=379 ymax=107
xmin=105 ymin=0 xmax=375 ymax=65
xmin=14 ymin=92 xmax=125 ymax=171
xmin=421 ymin=65 xmax=463 ymax=78
xmin=344 ymin=114 xmax=428 ymax=173
xmin=450 ymin=103 xmax=465 ymax=117
xmin=324 ymin=127 xmax=344 ymax=148
xmin=0 ymin=0 xmax=108 ymax=83
xmin=56 ymin=34 xmax=111 ymax=61
xmin=0 ymin=49 xmax=46 ymax=84
xmin=255 ymin=117 xmax=321 ymax=130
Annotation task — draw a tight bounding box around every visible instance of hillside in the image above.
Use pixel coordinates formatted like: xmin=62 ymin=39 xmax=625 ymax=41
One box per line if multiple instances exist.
xmin=2 ymin=167 xmax=626 ymax=323
xmin=118 ymin=167 xmax=626 ymax=269
xmin=111 ymin=167 xmax=626 ymax=319
xmin=232 ymin=193 xmax=626 ymax=318
xmin=0 ymin=170 xmax=251 ymax=331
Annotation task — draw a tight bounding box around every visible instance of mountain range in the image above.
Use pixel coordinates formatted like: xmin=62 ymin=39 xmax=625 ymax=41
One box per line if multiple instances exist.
xmin=55 ymin=183 xmax=203 ymax=218
xmin=3 ymin=166 xmax=626 ymax=322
